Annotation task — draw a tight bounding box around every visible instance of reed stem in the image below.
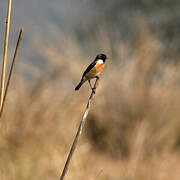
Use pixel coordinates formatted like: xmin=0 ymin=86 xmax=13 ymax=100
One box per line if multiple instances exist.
xmin=60 ymin=78 xmax=99 ymax=180
xmin=0 ymin=0 xmax=12 ymax=109
xmin=0 ymin=28 xmax=23 ymax=118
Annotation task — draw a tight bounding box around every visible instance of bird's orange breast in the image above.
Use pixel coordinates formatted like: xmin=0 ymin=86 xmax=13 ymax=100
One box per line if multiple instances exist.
xmin=92 ymin=63 xmax=104 ymax=73
xmin=85 ymin=63 xmax=104 ymax=79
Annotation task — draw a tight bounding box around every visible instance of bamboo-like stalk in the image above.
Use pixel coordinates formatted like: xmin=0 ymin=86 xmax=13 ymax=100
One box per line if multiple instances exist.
xmin=0 ymin=0 xmax=12 ymax=109
xmin=59 ymin=78 xmax=99 ymax=180
xmin=0 ymin=28 xmax=23 ymax=118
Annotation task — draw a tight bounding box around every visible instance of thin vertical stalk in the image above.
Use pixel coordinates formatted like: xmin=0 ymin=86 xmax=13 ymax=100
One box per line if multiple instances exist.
xmin=0 ymin=28 xmax=23 ymax=118
xmin=0 ymin=0 xmax=12 ymax=109
xmin=60 ymin=78 xmax=99 ymax=180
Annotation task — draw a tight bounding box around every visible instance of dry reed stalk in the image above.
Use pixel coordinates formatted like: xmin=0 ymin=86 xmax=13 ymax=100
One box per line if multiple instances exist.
xmin=0 ymin=28 xmax=23 ymax=118
xmin=0 ymin=0 xmax=12 ymax=109
xmin=60 ymin=78 xmax=99 ymax=180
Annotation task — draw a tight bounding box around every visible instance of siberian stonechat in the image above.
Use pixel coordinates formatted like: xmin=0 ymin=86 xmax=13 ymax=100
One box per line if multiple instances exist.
xmin=75 ymin=53 xmax=107 ymax=92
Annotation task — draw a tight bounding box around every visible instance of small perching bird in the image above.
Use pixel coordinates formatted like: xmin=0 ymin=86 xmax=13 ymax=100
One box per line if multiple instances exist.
xmin=75 ymin=53 xmax=108 ymax=93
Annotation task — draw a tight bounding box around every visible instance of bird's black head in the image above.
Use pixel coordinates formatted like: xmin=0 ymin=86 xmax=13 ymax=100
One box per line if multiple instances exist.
xmin=95 ymin=53 xmax=107 ymax=62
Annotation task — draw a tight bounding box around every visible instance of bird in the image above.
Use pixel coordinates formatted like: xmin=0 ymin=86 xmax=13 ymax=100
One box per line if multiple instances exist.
xmin=75 ymin=53 xmax=107 ymax=92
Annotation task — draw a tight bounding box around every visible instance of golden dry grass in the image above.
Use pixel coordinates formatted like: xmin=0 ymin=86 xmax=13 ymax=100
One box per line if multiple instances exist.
xmin=0 ymin=22 xmax=180 ymax=180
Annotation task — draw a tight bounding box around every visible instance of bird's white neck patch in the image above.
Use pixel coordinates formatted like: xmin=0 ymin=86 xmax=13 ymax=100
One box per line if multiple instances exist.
xmin=96 ymin=59 xmax=103 ymax=64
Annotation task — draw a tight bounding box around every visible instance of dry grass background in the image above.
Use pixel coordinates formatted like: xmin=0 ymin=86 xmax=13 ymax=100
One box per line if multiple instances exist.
xmin=0 ymin=22 xmax=180 ymax=180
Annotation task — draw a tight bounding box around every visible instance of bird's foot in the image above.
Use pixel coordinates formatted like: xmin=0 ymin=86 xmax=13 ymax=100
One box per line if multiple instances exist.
xmin=92 ymin=88 xmax=96 ymax=94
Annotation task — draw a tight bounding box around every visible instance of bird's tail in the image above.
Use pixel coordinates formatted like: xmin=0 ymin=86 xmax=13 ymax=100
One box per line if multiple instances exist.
xmin=75 ymin=79 xmax=84 ymax=91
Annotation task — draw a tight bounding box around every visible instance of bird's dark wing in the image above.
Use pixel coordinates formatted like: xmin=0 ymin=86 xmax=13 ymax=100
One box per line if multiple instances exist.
xmin=82 ymin=61 xmax=96 ymax=76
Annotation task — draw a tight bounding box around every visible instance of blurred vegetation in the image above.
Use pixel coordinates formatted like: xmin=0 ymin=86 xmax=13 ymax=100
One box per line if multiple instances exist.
xmin=0 ymin=19 xmax=180 ymax=179
xmin=138 ymin=0 xmax=180 ymax=8
xmin=75 ymin=0 xmax=180 ymax=59
xmin=0 ymin=1 xmax=180 ymax=179
xmin=101 ymin=0 xmax=180 ymax=7
xmin=91 ymin=0 xmax=180 ymax=11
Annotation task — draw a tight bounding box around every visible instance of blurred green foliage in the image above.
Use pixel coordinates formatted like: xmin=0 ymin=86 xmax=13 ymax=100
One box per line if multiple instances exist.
xmin=93 ymin=0 xmax=180 ymax=9
xmin=75 ymin=0 xmax=180 ymax=58
xmin=138 ymin=0 xmax=180 ymax=8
